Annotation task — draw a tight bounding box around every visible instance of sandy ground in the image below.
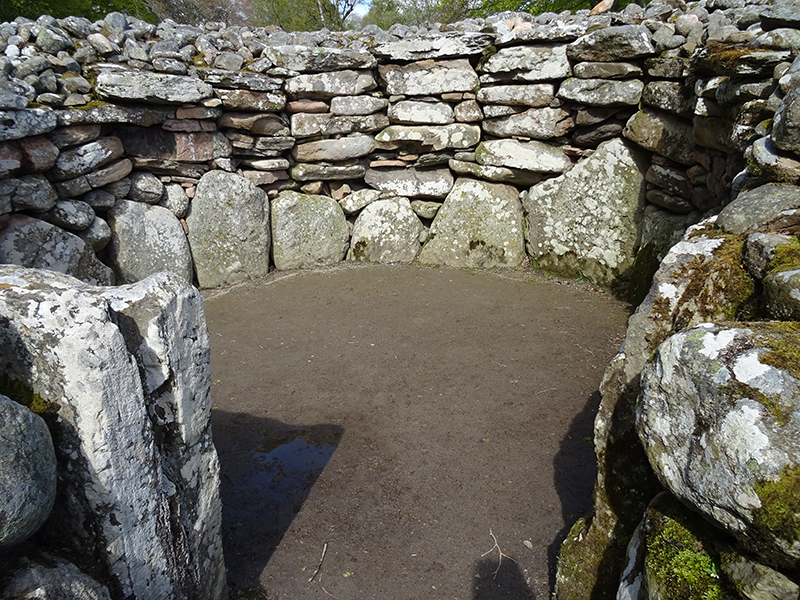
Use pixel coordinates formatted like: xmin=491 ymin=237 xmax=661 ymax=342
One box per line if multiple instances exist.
xmin=203 ymin=264 xmax=629 ymax=600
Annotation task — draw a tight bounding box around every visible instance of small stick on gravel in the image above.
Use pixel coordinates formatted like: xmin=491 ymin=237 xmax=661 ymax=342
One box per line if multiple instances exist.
xmin=481 ymin=529 xmax=516 ymax=580
xmin=308 ymin=542 xmax=328 ymax=583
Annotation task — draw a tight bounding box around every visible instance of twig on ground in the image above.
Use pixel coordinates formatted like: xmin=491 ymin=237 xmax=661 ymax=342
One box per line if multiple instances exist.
xmin=308 ymin=542 xmax=328 ymax=583
xmin=534 ymin=387 xmax=556 ymax=396
xmin=481 ymin=529 xmax=517 ymax=580
xmin=321 ymin=587 xmax=335 ymax=597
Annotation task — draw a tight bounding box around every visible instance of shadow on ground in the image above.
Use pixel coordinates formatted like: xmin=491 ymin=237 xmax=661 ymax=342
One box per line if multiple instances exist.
xmin=212 ymin=410 xmax=343 ymax=590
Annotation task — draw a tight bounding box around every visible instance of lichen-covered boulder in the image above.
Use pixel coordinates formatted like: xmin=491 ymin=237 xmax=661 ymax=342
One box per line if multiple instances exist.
xmin=0 ymin=395 xmax=57 ymax=549
xmin=638 ymin=322 xmax=800 ymax=569
xmin=186 ymin=170 xmax=271 ymax=288
xmin=0 ymin=215 xmax=113 ymax=285
xmin=271 ymin=191 xmax=349 ymax=270
xmin=348 ymin=198 xmax=424 ymax=264
xmin=0 ymin=267 xmax=226 ymax=600
xmin=418 ymin=177 xmax=524 ymax=268
xmin=107 ymin=200 xmax=194 ymax=284
xmin=522 ymin=138 xmax=648 ymax=286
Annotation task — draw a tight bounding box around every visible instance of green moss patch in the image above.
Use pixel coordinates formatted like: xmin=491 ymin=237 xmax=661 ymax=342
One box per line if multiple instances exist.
xmin=645 ymin=498 xmax=729 ymax=600
xmin=718 ymin=381 xmax=793 ymax=427
xmin=0 ymin=372 xmax=59 ymax=416
xmin=767 ymin=237 xmax=800 ymax=276
xmin=752 ymin=465 xmax=800 ymax=562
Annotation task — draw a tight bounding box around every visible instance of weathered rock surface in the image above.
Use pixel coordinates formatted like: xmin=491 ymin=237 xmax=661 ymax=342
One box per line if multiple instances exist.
xmin=0 ymin=394 xmax=57 ymax=549
xmin=557 ymin=78 xmax=644 ymax=106
xmin=1 ymin=553 xmax=112 ymax=600
xmin=348 ymin=198 xmax=424 ymax=263
xmin=764 ymin=269 xmax=800 ymax=320
xmin=379 ymin=59 xmax=479 ymax=96
xmin=0 ymin=267 xmax=226 ymax=600
xmin=186 ymin=170 xmax=271 ymax=288
xmin=567 ymin=25 xmax=655 ymax=62
xmin=475 ymin=139 xmax=572 ymax=173
xmin=479 ymin=45 xmax=571 ymax=82
xmin=375 ymin=124 xmax=481 ymax=151
xmin=482 ymin=107 xmax=573 ymax=139
xmin=523 ymin=138 xmax=647 ymax=285
xmin=261 ymin=45 xmax=376 ymax=73
xmin=373 ymin=32 xmax=495 ymax=61
xmin=291 ymin=113 xmax=389 ymax=138
xmin=418 ymin=177 xmax=524 ymax=268
xmin=292 ymin=135 xmax=375 ymax=162
xmin=624 ymin=108 xmax=697 ymax=165
xmin=95 ymin=70 xmax=214 ymax=104
xmin=639 ymin=322 xmax=800 ymax=568
xmin=271 ymin=191 xmax=349 ymax=270
xmin=365 ymin=166 xmax=454 ymax=199
xmin=107 ymin=200 xmax=193 ymax=284
xmin=285 ymin=70 xmax=377 ymax=99
xmin=0 ymin=215 xmax=113 ymax=285
xmin=388 ymin=101 xmax=454 ymax=125
xmin=717 ymin=183 xmax=800 ymax=235
xmin=476 ymin=84 xmax=554 ymax=107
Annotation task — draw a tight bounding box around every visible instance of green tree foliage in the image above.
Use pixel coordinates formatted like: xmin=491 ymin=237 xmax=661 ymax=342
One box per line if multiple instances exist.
xmin=0 ymin=0 xmax=157 ymax=22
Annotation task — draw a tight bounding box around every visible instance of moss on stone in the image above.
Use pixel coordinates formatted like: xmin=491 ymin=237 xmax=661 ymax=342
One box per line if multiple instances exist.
xmin=696 ymin=43 xmax=777 ymax=75
xmin=718 ymin=381 xmax=793 ymax=427
xmin=752 ymin=465 xmax=800 ymax=560
xmin=767 ymin=237 xmax=800 ymax=276
xmin=0 ymin=372 xmax=59 ymax=417
xmin=751 ymin=322 xmax=800 ymax=383
xmin=645 ymin=499 xmax=728 ymax=600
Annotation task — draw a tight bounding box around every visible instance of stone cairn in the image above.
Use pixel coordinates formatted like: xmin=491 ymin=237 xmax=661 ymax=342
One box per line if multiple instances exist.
xmin=0 ymin=0 xmax=799 ymax=599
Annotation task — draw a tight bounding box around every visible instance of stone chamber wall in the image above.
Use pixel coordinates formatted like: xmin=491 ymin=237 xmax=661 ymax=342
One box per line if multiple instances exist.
xmin=0 ymin=0 xmax=799 ymax=598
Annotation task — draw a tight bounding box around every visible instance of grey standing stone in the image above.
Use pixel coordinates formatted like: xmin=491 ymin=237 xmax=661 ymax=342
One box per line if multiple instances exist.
xmin=107 ymin=200 xmax=194 ymax=284
xmin=772 ymin=85 xmax=800 ymax=155
xmin=186 ymin=171 xmax=271 ymax=288
xmin=418 ymin=177 xmax=525 ymax=268
xmin=271 ymin=191 xmax=349 ymax=270
xmin=0 ymin=215 xmax=113 ymax=285
xmin=348 ymin=198 xmax=424 ymax=264
xmin=523 ymin=138 xmax=647 ymax=285
xmin=0 ymin=395 xmax=57 ymax=549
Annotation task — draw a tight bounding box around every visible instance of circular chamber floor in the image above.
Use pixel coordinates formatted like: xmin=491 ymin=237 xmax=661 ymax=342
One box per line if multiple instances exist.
xmin=203 ymin=264 xmax=629 ymax=600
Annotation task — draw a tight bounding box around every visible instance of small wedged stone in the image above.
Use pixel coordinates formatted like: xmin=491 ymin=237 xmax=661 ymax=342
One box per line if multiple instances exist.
xmin=418 ymin=177 xmax=524 ymax=269
xmin=76 ymin=216 xmax=112 ymax=251
xmin=271 ymin=191 xmax=349 ymax=270
xmin=186 ymin=170 xmax=271 ymax=288
xmin=348 ymin=198 xmax=424 ymax=264
xmin=340 ymin=188 xmax=383 ymax=215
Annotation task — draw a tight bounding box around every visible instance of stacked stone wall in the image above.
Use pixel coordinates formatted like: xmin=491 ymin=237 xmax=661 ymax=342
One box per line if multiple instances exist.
xmin=0 ymin=0 xmax=796 ymax=290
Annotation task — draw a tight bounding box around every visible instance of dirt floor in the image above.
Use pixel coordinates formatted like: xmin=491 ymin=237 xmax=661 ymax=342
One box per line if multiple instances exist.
xmin=203 ymin=264 xmax=630 ymax=600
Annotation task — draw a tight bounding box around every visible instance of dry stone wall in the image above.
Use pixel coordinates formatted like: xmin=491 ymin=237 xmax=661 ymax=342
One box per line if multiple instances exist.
xmin=1 ymin=2 xmax=800 ymax=600
xmin=0 ymin=0 xmax=795 ymax=290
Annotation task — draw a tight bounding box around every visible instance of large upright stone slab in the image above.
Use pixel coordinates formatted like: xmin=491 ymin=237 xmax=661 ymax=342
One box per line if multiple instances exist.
xmin=271 ymin=191 xmax=349 ymax=270
xmin=0 ymin=267 xmax=226 ymax=600
xmin=379 ymin=59 xmax=479 ymax=96
xmin=348 ymin=198 xmax=424 ymax=264
xmin=107 ymin=200 xmax=194 ymax=284
xmin=186 ymin=171 xmax=270 ymax=288
xmin=523 ymin=138 xmax=647 ymax=285
xmin=418 ymin=177 xmax=525 ymax=268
